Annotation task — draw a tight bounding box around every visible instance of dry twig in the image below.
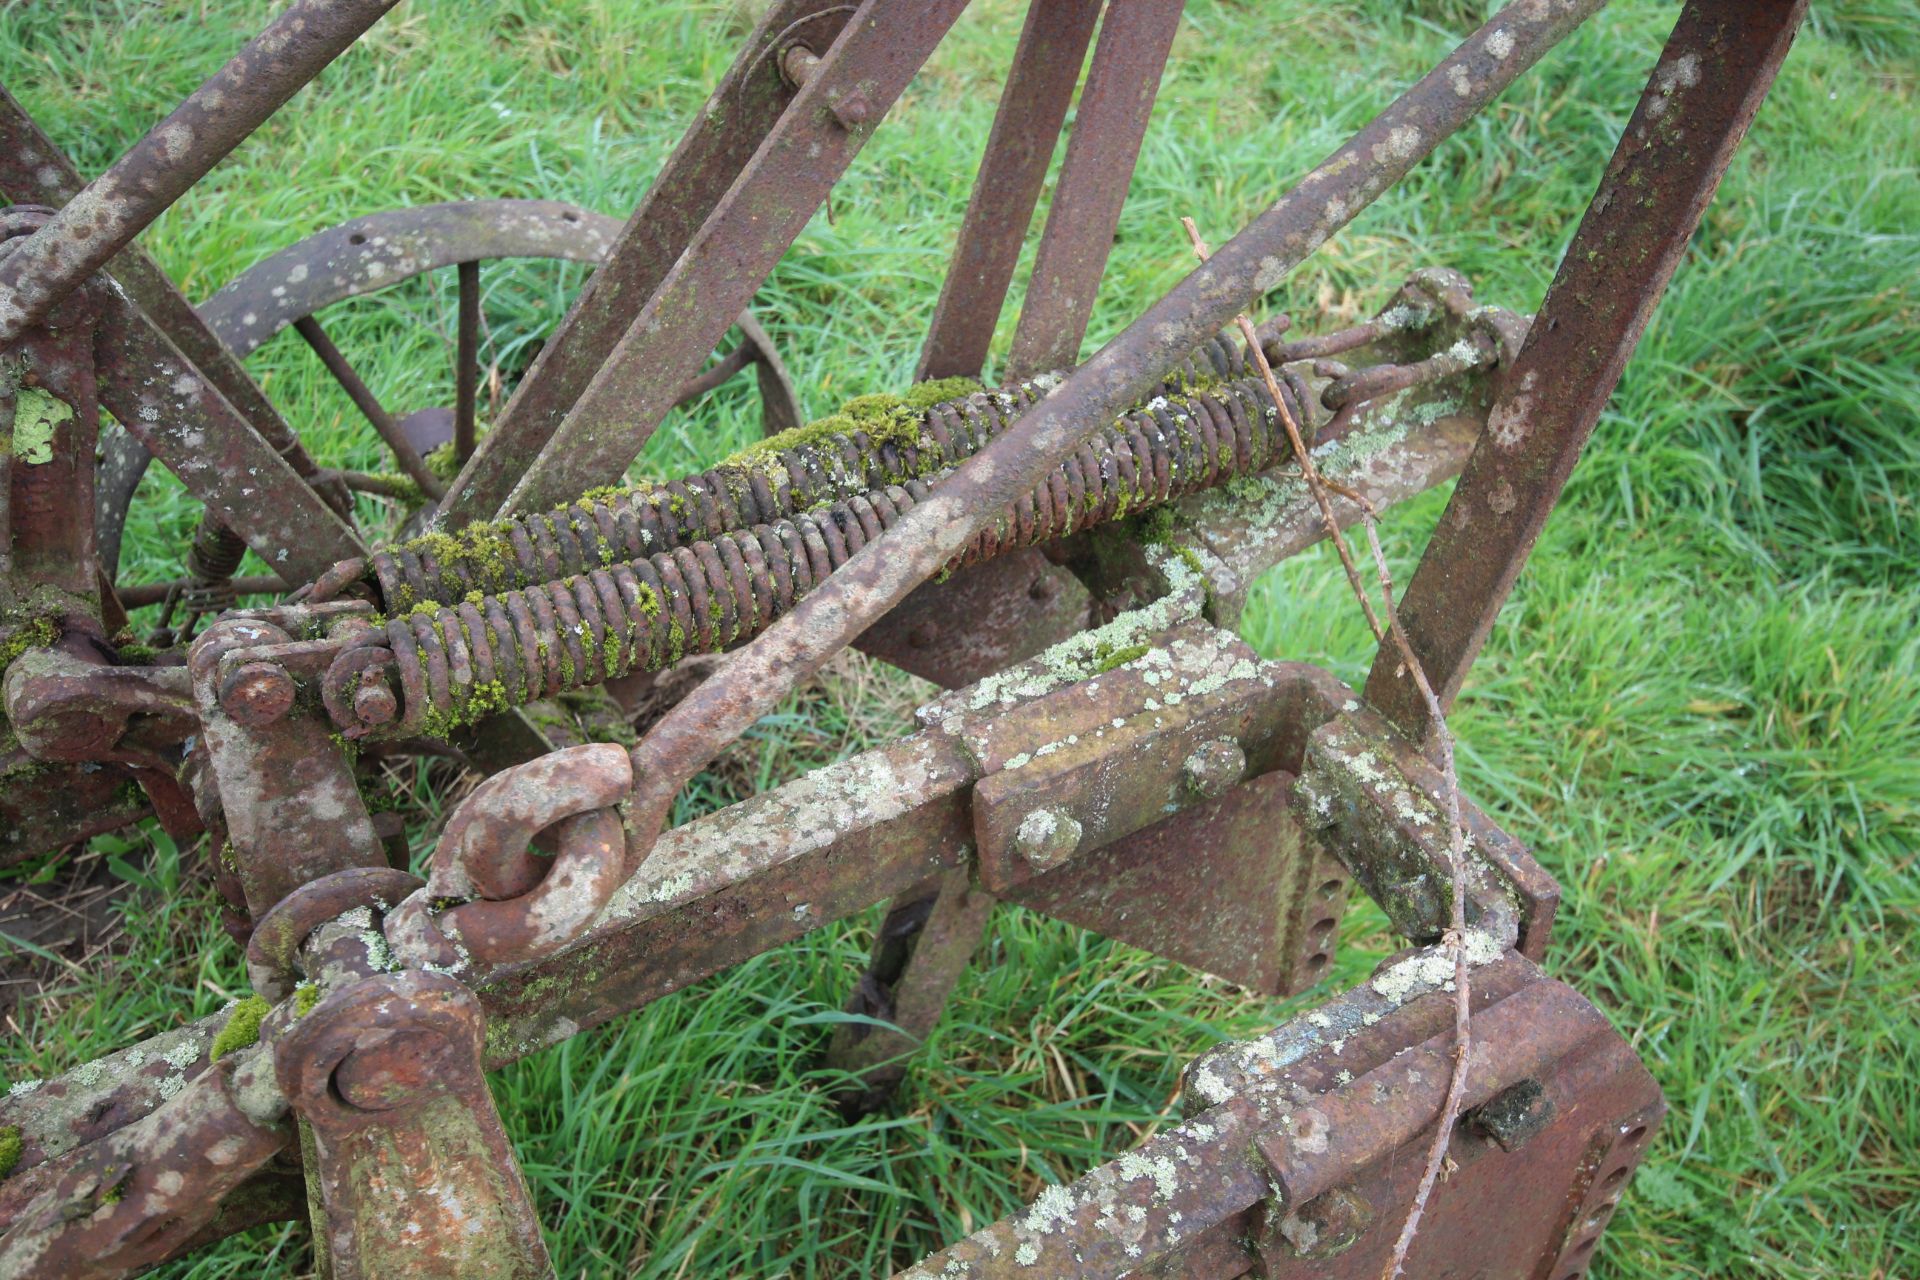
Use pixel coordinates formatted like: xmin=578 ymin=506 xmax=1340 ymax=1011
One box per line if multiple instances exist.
xmin=1180 ymin=217 xmax=1472 ymax=1280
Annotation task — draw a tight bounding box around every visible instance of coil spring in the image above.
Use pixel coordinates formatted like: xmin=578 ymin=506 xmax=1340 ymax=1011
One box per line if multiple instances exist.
xmin=369 ymin=335 xmax=1249 ymax=610
xmin=179 ymin=516 xmax=248 ymax=615
xmin=330 ymin=362 xmax=1299 ymax=740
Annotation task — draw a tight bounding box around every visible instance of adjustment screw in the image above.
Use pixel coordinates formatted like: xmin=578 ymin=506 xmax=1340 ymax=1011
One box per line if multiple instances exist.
xmin=220 ymin=661 xmax=297 ymax=727
xmin=1182 ymin=738 xmax=1246 ymax=800
xmin=1013 ymin=808 xmax=1081 ymax=873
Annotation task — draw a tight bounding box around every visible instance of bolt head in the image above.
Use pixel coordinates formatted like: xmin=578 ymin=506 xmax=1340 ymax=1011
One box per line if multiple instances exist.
xmin=1276 ymin=1185 xmax=1374 ymax=1259
xmin=1013 ymin=808 xmax=1082 ymax=872
xmin=830 ymin=88 xmax=874 ymax=129
xmin=1182 ymin=737 xmax=1247 ymax=801
xmin=353 ymin=679 xmax=398 ymax=727
xmin=220 ymin=661 xmax=296 ymax=727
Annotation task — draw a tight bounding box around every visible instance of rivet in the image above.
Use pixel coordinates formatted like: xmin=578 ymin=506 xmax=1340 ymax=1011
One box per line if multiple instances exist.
xmin=1013 ymin=808 xmax=1081 ymax=872
xmin=1181 ymin=737 xmax=1246 ymax=800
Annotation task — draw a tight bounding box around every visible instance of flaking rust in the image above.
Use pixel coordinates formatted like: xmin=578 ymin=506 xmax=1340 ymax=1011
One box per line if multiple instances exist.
xmin=0 ymin=0 xmax=1805 ymax=1272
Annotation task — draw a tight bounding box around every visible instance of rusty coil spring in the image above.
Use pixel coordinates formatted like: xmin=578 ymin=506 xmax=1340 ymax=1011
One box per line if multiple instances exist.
xmin=174 ymin=516 xmax=249 ymax=616
xmin=367 ymin=335 xmax=1248 ymax=610
xmin=326 ymin=366 xmax=1300 ymax=739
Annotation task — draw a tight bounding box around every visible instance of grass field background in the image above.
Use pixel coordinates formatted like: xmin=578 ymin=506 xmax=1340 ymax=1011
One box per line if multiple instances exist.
xmin=2 ymin=0 xmax=1916 ymax=1275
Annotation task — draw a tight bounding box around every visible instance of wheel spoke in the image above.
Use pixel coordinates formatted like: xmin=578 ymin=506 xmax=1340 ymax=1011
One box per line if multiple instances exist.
xmin=455 ymin=259 xmax=480 ymax=463
xmin=294 ymin=315 xmax=447 ymax=502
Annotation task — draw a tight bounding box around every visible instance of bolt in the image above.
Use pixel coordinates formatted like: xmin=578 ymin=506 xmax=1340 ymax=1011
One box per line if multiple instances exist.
xmin=1275 ymin=1185 xmax=1373 ymax=1260
xmin=830 ymin=88 xmax=874 ymax=128
xmin=1181 ymin=737 xmax=1246 ymax=800
xmin=220 ymin=661 xmax=296 ymax=727
xmin=353 ymin=679 xmax=398 ymax=727
xmin=780 ymin=44 xmax=821 ymax=89
xmin=1013 ymin=808 xmax=1081 ymax=873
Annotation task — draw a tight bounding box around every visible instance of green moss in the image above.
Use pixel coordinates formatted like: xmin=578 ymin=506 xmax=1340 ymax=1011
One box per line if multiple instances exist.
xmin=391 ymin=521 xmax=520 ymax=599
xmin=1136 ymin=507 xmax=1178 ymax=546
xmin=579 ymin=482 xmax=639 ymax=505
xmin=665 ymin=614 xmax=686 ymax=665
xmin=902 ymin=376 xmax=982 ymax=409
xmin=293 ymin=984 xmax=320 ymax=1018
xmin=0 ymin=616 xmax=58 ymax=672
xmin=418 ymin=676 xmax=514 ymax=740
xmin=722 ymin=376 xmax=980 ymax=474
xmin=0 ymin=1125 xmax=20 ymax=1181
xmin=423 ymin=444 xmax=463 ymax=482
xmin=1092 ymin=642 xmax=1151 ymax=673
xmin=210 ymin=996 xmax=273 ymax=1060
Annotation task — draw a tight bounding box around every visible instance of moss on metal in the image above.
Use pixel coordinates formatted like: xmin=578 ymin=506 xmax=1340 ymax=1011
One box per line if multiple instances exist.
xmin=0 ymin=616 xmax=58 ymax=673
xmin=209 ymin=996 xmax=273 ymax=1061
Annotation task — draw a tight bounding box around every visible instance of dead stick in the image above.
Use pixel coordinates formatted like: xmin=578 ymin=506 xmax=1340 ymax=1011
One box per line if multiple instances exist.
xmin=1180 ymin=216 xmax=1471 ymax=1280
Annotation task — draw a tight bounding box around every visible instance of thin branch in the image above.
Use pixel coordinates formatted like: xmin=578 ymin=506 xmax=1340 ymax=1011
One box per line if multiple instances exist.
xmin=1180 ymin=216 xmax=1471 ymax=1280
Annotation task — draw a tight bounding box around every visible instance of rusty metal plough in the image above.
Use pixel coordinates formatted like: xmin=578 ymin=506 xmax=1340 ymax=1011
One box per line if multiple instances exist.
xmin=0 ymin=0 xmax=1807 ymax=1275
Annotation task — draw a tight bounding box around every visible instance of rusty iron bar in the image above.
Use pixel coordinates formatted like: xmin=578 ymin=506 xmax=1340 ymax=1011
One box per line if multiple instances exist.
xmin=1003 ymin=0 xmax=1187 ymax=382
xmin=1 ymin=239 xmax=100 ymax=611
xmin=92 ymin=287 xmax=369 ymax=584
xmin=480 ymin=0 xmax=974 ymax=517
xmin=116 ymin=574 xmax=280 ymax=609
xmin=436 ymin=0 xmax=862 ymax=525
xmin=115 ymin=575 xmax=280 ymax=610
xmin=613 ymin=0 xmax=1605 ymax=866
xmin=0 ymin=0 xmax=404 ymax=343
xmin=1366 ymin=0 xmax=1809 ymax=738
xmin=915 ymin=0 xmax=1103 ymax=381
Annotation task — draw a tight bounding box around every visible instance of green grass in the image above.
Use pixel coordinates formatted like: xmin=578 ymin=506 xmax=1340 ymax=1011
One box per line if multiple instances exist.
xmin=3 ymin=1 xmax=1917 ymax=1276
